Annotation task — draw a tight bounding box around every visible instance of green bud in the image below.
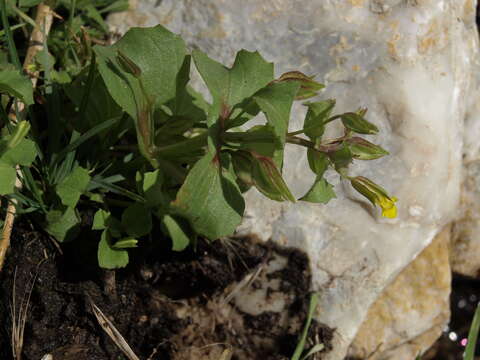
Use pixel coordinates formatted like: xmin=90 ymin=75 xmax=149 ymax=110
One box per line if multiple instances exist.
xmin=346 ymin=137 xmax=389 ymax=160
xmin=252 ymin=155 xmax=295 ymax=202
xmin=7 ymin=121 xmax=30 ymax=150
xmin=341 ymin=112 xmax=379 ymax=135
xmin=231 ymin=151 xmax=255 ymax=188
xmin=277 ymin=71 xmax=324 ymax=100
xmin=117 ymin=50 xmax=142 ymax=78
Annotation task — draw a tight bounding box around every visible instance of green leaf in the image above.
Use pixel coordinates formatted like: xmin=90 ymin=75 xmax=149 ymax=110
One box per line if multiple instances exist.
xmin=307 ymin=149 xmax=329 ymax=177
xmin=0 ymin=66 xmax=33 ymax=105
xmin=45 ymin=207 xmax=80 ymax=242
xmin=0 ymin=137 xmax=36 ymax=166
xmin=64 ymin=69 xmax=122 ymax=129
xmin=162 ymin=214 xmax=190 ymax=251
xmin=143 ymin=169 xmax=166 ymax=207
xmin=172 ymin=152 xmax=245 ymax=239
xmin=121 ymin=203 xmax=152 ymax=237
xmin=98 ymin=230 xmax=129 ymax=269
xmin=94 ymin=25 xmax=187 ymax=119
xmin=303 ymin=100 xmax=335 ymax=140
xmin=251 ymin=155 xmax=295 ymax=202
xmin=0 ymin=161 xmax=16 ymax=195
xmin=93 ymin=209 xmax=123 ymax=237
xmin=56 ymin=166 xmax=91 ymax=207
xmin=92 ymin=209 xmax=109 ymax=230
xmin=253 ymin=81 xmax=300 ymax=166
xmin=300 ymin=177 xmax=336 ymax=204
xmin=192 ymin=49 xmax=274 ymax=112
xmin=341 ymin=112 xmax=379 ymax=135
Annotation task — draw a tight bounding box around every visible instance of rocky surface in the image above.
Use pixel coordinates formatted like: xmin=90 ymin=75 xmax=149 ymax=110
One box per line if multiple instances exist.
xmin=108 ymin=1 xmax=479 ymax=359
xmin=349 ymin=226 xmax=452 ymax=359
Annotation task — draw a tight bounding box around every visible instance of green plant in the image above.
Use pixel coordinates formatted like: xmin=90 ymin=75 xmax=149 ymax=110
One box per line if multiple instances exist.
xmin=291 ymin=292 xmax=324 ymax=360
xmin=1 ymin=6 xmax=396 ymax=269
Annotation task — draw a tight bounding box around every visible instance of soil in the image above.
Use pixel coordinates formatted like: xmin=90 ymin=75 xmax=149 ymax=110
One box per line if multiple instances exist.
xmin=0 ymin=221 xmax=333 ymax=360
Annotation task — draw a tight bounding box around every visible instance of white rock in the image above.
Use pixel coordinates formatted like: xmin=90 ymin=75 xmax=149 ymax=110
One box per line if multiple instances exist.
xmin=109 ymin=1 xmax=478 ymax=358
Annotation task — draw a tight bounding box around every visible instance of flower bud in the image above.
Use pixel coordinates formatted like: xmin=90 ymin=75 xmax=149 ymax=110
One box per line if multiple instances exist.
xmin=277 ymin=71 xmax=324 ymax=100
xmin=341 ymin=112 xmax=378 ymax=135
xmin=117 ymin=50 xmax=142 ymax=78
xmin=350 ymin=176 xmax=397 ymax=218
xmin=346 ymin=137 xmax=389 ymax=160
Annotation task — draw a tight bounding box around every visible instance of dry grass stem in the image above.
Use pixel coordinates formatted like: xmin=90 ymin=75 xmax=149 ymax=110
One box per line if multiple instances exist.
xmin=11 ymin=267 xmax=38 ymax=360
xmin=89 ymin=298 xmax=141 ymax=360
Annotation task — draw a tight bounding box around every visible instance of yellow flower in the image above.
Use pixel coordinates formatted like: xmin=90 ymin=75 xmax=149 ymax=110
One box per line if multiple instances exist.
xmin=350 ymin=176 xmax=398 ymax=219
xmin=376 ymin=196 xmax=398 ymax=219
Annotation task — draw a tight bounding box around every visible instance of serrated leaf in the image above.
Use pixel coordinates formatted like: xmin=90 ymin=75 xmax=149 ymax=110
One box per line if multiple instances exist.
xmin=121 ymin=203 xmax=152 ymax=237
xmin=192 ymin=49 xmax=274 ymax=113
xmin=45 ymin=207 xmax=80 ymax=242
xmin=0 ymin=162 xmax=16 ymax=195
xmin=162 ymin=214 xmax=190 ymax=251
xmin=303 ymin=100 xmax=335 ymax=140
xmin=98 ymin=229 xmax=129 ymax=269
xmin=94 ymin=25 xmax=187 ymax=119
xmin=56 ymin=166 xmax=91 ymax=207
xmin=0 ymin=67 xmax=34 ymax=105
xmin=172 ymin=152 xmax=245 ymax=239
xmin=301 ymin=177 xmax=336 ymax=203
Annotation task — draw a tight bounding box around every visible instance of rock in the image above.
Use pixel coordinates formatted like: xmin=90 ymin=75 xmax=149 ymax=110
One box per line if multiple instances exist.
xmin=108 ymin=1 xmax=478 ymax=358
xmin=452 ymin=83 xmax=480 ymax=277
xmin=348 ymin=226 xmax=451 ymax=359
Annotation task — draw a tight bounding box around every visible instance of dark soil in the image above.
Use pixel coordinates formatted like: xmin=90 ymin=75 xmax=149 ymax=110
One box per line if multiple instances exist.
xmin=0 ymin=221 xmax=333 ymax=360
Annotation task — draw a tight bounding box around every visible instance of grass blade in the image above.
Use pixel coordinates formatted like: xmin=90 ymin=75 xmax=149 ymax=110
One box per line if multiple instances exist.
xmin=291 ymin=292 xmax=319 ymax=360
xmin=464 ymin=302 xmax=480 ymax=360
xmin=0 ymin=0 xmax=22 ymax=70
xmin=52 ymin=116 xmax=121 ymax=166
